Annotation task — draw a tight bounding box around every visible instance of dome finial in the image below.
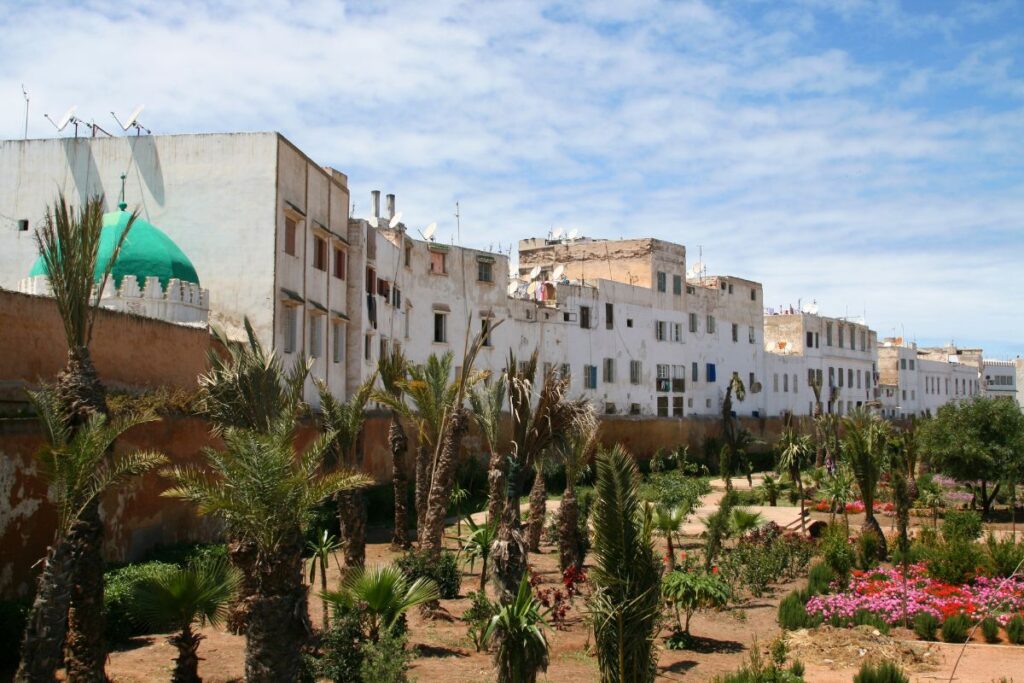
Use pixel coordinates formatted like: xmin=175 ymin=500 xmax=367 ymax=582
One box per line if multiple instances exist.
xmin=118 ymin=173 xmax=127 ymax=211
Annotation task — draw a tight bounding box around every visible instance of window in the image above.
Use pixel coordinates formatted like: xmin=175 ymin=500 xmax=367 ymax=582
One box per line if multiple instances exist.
xmin=826 ymin=322 xmax=833 ymax=346
xmin=672 ymin=365 xmax=685 ymax=392
xmin=848 ymin=368 xmax=853 ymax=388
xmin=673 ymin=396 xmax=684 ymax=417
xmin=309 ymin=315 xmax=322 ymax=359
xmin=806 ymin=331 xmax=814 ymax=348
xmin=673 ymin=274 xmax=682 ymax=295
xmin=901 ymin=358 xmax=907 ymax=370
xmin=838 ymin=367 xmax=844 ymax=387
xmin=706 ymin=363 xmax=716 ymax=382
xmin=748 ymin=326 xmax=756 ymax=344
xmin=364 ymin=333 xmax=371 ymax=361
xmin=686 ymin=284 xmax=696 ymax=295
xmin=728 ymin=283 xmax=734 ymax=294
xmin=17 ymin=219 xmax=28 ymax=232
xmin=629 ymin=403 xmax=641 ymax=416
xmin=814 ymin=333 xmax=820 ymax=348
xmin=829 ymin=367 xmax=835 ymax=386
xmin=560 ymin=364 xmax=571 ymax=384
xmin=657 ymin=396 xmax=669 ymax=417
xmin=580 ymin=305 xmax=591 ymax=329
xmin=655 ymin=320 xmax=667 ymax=341
xmin=692 ymin=362 xmax=699 ymax=382
xmin=284 ymin=217 xmax=297 ymax=255
xmin=430 ymin=250 xmax=447 ymax=274
xmin=605 ymin=303 xmax=614 ymax=329
xmin=857 ymin=370 xmax=861 ymax=389
xmin=366 ymin=267 xmax=376 ymax=294
xmin=731 ymin=323 xmax=738 ymax=342
xmin=783 ymin=374 xmax=789 ymax=392
xmin=911 ymin=390 xmax=916 ymax=401
xmin=656 ymin=364 xmax=670 ymax=392
xmin=689 ymin=313 xmax=698 ymax=333
xmin=333 ymin=247 xmax=346 ymax=279
xmin=313 ymin=236 xmax=327 ymax=271
xmin=626 ymin=318 xmax=634 ymax=328
xmin=404 ymin=243 xmax=412 ymax=267
xmin=283 ymin=306 xmax=297 ymax=354
xmin=332 ymin=321 xmax=343 ymax=363
xmin=707 ymin=316 xmax=716 ymax=334
xmin=838 ymin=325 xmax=845 ymax=348
xmin=630 ymin=360 xmax=642 ymax=385
xmin=481 ymin=319 xmax=492 ymax=347
xmin=603 ymin=358 xmax=615 ymax=383
xmin=667 ymin=322 xmax=679 ymax=342
xmin=749 ymin=372 xmax=755 ymax=390
xmin=584 ymin=365 xmax=598 ymax=389
xmin=605 ymin=402 xmax=617 ymax=415
xmin=860 ymin=330 xmax=866 ymax=350
xmin=543 ymin=362 xmax=553 ymax=378
xmin=806 ymin=369 xmax=814 ymax=387
xmin=902 ymin=389 xmax=907 ymax=401
xmin=477 ymin=260 xmax=493 ymax=282
xmin=393 ymin=287 xmax=401 ymax=308
xmin=750 ymin=288 xmax=757 ymax=301
xmin=433 ymin=312 xmax=447 ymax=343
xmin=657 ymin=271 xmax=666 ymax=292
xmin=721 ymin=281 xmax=727 ymax=290
xmin=909 ymin=359 xmax=915 ymax=370
xmin=379 ymin=337 xmax=388 ymax=361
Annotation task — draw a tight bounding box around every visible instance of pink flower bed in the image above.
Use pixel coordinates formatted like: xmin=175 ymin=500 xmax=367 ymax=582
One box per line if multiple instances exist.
xmin=840 ymin=500 xmax=895 ymax=515
xmin=806 ymin=564 xmax=1024 ymax=626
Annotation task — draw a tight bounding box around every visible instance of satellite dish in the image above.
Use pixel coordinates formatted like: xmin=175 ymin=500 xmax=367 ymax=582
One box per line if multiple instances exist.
xmin=57 ymin=106 xmax=77 ymax=130
xmin=552 ymin=227 xmax=563 ymax=239
xmin=125 ymin=105 xmax=145 ymax=128
xmin=689 ymin=261 xmax=704 ymax=276
xmin=529 ymin=265 xmax=542 ymax=280
xmin=368 ymin=215 xmax=378 ymax=228
xmin=553 ymin=264 xmax=565 ymax=279
xmin=388 ymin=211 xmax=403 ymax=229
xmin=423 ymin=222 xmax=437 ymax=240
xmin=507 ymin=281 xmax=519 ymax=296
xmin=568 ymin=228 xmax=579 ymax=240
xmin=526 ymin=281 xmax=538 ymax=296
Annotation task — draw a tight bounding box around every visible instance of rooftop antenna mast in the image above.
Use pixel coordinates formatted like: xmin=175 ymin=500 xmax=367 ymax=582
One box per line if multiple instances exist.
xmin=21 ymin=85 xmax=29 ymax=139
xmin=454 ymin=201 xmax=461 ymax=244
xmin=111 ymin=105 xmax=150 ymax=135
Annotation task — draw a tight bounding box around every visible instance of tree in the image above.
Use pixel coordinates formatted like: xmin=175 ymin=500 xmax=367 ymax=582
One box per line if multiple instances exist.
xmin=316 ymin=374 xmax=376 ymax=568
xmin=322 ymin=564 xmax=439 ymax=642
xmin=842 ymin=408 xmax=892 ymax=559
xmin=376 ymin=346 xmax=412 ymax=548
xmin=730 ymin=508 xmax=766 ymax=536
xmin=653 ymin=505 xmax=684 ymax=569
xmin=459 ymin=516 xmax=498 ymax=593
xmin=920 ymin=397 xmax=1024 ymax=519
xmin=821 ymin=465 xmax=855 ymax=531
xmin=484 ymin=574 xmax=550 ymax=683
xmin=135 ymin=559 xmax=241 ymax=683
xmin=588 ymin=445 xmax=661 ymax=683
xmin=526 ymin=461 xmax=549 ymax=553
xmin=760 ymin=474 xmax=780 ymax=506
xmin=17 ymin=389 xmax=165 ymax=683
xmin=777 ymin=427 xmax=812 ymax=533
xmin=469 ymin=374 xmax=507 ymax=525
xmin=163 ymin=415 xmax=371 ymax=682
xmin=719 ymin=373 xmax=747 ymax=491
xmin=661 ymin=570 xmax=731 ymax=636
xmin=555 ymin=407 xmax=599 ymax=571
xmin=307 ymin=530 xmax=342 ymax=632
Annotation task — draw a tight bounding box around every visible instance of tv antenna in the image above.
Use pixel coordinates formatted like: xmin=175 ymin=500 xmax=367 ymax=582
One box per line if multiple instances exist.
xmin=388 ymin=211 xmax=403 ymax=229
xmin=419 ymin=222 xmax=437 ymax=241
xmin=44 ymin=105 xmax=81 ymax=136
xmin=111 ymin=105 xmax=151 ymax=135
xmin=21 ymin=85 xmax=29 ymax=139
xmin=552 ymin=227 xmax=563 ymax=240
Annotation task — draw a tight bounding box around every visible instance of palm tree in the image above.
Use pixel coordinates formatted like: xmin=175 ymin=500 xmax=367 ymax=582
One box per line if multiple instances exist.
xmin=730 ymin=507 xmax=766 ymax=536
xmin=719 ymin=373 xmax=747 ymax=492
xmin=653 ymin=505 xmax=684 ymax=569
xmin=483 ymin=574 xmax=550 ymax=683
xmin=450 ymin=481 xmax=470 ymax=538
xmin=777 ymin=427 xmax=812 ymax=533
xmin=26 ymin=194 xmax=137 ymax=682
xmin=163 ymin=416 xmax=371 ymax=682
xmin=322 ymin=564 xmax=439 ymax=642
xmin=842 ymin=408 xmax=892 ymax=559
xmin=307 ymin=530 xmax=343 ymax=631
xmin=589 ymin=445 xmax=661 ymax=683
xmin=919 ymin=488 xmax=944 ymax=530
xmin=460 ymin=516 xmax=498 ymax=592
xmin=555 ymin=407 xmax=599 ymax=571
xmin=135 ymin=559 xmax=241 ymax=683
xmin=375 ymin=346 xmax=411 ymax=548
xmin=469 ymin=375 xmax=507 ymax=525
xmin=17 ymin=388 xmax=164 ymax=683
xmin=316 ymin=374 xmax=376 ymax=568
xmin=761 ymin=473 xmax=780 ymax=506
xmin=821 ymin=465 xmax=855 ymax=530
xmin=526 ymin=461 xmax=549 ymax=553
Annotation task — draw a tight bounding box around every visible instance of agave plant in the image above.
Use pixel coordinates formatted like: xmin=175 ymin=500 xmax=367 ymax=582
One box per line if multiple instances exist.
xmin=483 ymin=574 xmax=550 ymax=683
xmin=135 ymin=559 xmax=241 ymax=683
xmin=322 ymin=564 xmax=440 ymax=642
xmin=460 ymin=516 xmax=498 ymax=593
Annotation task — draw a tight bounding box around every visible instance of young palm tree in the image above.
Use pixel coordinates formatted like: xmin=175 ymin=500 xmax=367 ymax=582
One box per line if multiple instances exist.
xmin=920 ymin=488 xmax=944 ymax=530
xmin=450 ymin=481 xmax=470 ymax=538
xmin=322 ymin=564 xmax=440 ymax=642
xmin=730 ymin=507 xmax=766 ymax=536
xmin=589 ymin=445 xmax=661 ymax=683
xmin=653 ymin=505 xmax=685 ymax=569
xmin=777 ymin=427 xmax=812 ymax=533
xmin=842 ymin=408 xmax=892 ymax=559
xmin=163 ymin=417 xmax=371 ymax=682
xmin=135 ymin=559 xmax=241 ymax=683
xmin=375 ymin=346 xmax=412 ymax=548
xmin=821 ymin=465 xmax=855 ymax=529
xmin=483 ymin=574 xmax=550 ymax=683
xmin=17 ymin=389 xmax=164 ymax=683
xmin=316 ymin=374 xmax=376 ymax=568
xmin=719 ymin=373 xmax=747 ymax=492
xmin=307 ymin=530 xmax=343 ymax=631
xmin=460 ymin=516 xmax=499 ymax=593
xmin=469 ymin=375 xmax=507 ymax=525
xmin=555 ymin=407 xmax=599 ymax=571
xmin=761 ymin=473 xmax=780 ymax=506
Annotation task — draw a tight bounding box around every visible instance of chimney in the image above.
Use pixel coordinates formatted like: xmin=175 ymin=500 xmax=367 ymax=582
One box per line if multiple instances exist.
xmin=386 ymin=193 xmax=396 ymax=220
xmin=371 ymin=190 xmax=380 ymax=219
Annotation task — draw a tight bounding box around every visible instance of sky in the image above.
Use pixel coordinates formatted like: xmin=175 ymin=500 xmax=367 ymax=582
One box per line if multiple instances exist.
xmin=2 ymin=0 xmax=1022 ymax=357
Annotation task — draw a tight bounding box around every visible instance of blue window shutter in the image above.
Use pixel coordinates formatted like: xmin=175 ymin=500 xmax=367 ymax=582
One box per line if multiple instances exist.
xmin=707 ymin=364 xmax=716 ymax=382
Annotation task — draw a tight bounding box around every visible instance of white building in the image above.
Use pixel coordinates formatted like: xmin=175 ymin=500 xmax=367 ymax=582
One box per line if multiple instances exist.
xmin=982 ymin=359 xmax=1017 ymax=400
xmin=876 ymin=341 xmax=981 ymax=418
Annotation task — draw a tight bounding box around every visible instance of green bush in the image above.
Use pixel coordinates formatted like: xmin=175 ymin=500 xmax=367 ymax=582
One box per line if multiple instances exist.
xmin=985 ymin=533 xmax=1024 ymax=577
xmin=913 ymin=612 xmax=940 ymax=641
xmin=926 ymin=540 xmax=984 ymax=584
xmin=462 ymin=590 xmax=498 ymax=652
xmin=942 ymin=510 xmax=982 ymax=543
xmin=819 ymin=525 xmax=854 ymax=582
xmin=104 ymin=561 xmax=179 ymax=642
xmin=851 ymin=609 xmax=890 ymax=635
xmin=856 ymin=530 xmax=883 ymax=570
xmin=806 ymin=563 xmax=835 ymax=596
xmin=1006 ymin=614 xmax=1024 ymax=645
xmin=712 ymin=645 xmax=805 ymax=682
xmin=142 ymin=542 xmax=228 ymax=566
xmin=941 ymin=613 xmax=971 ymax=643
xmin=853 ymin=660 xmax=909 ymax=683
xmin=0 ymin=598 xmax=30 ymax=669
xmin=359 ymin=630 xmax=413 ymax=683
xmin=395 ymin=549 xmax=460 ymax=599
xmin=317 ymin=603 xmax=368 ymax=683
xmin=981 ymin=616 xmax=1000 ymax=643
xmin=778 ymin=591 xmax=817 ymax=631
xmin=639 ymin=470 xmax=711 ymax=510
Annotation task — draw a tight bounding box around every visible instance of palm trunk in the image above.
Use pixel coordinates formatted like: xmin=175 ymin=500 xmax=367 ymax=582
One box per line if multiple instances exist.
xmin=420 ymin=409 xmax=469 ymax=555
xmin=244 ymin=537 xmax=310 ymax=683
xmin=415 ymin=444 xmax=430 ymax=544
xmin=169 ymin=625 xmax=202 ymax=683
xmin=338 ymin=490 xmax=367 ymax=568
xmin=226 ymin=539 xmax=258 ymax=634
xmin=64 ymin=498 xmax=107 ymax=683
xmin=319 ymin=556 xmax=329 ymax=632
xmin=486 ymin=449 xmax=506 ymax=526
xmin=389 ymin=416 xmax=410 ymax=549
xmin=861 ymin=512 xmax=888 ymax=559
xmin=526 ymin=469 xmax=547 ymax=553
xmin=797 ymin=476 xmax=806 ymax=534
xmin=491 ymin=463 xmax=527 ymax=605
xmin=558 ymin=487 xmax=580 ymax=571
xmin=16 ymin=539 xmax=74 ymax=683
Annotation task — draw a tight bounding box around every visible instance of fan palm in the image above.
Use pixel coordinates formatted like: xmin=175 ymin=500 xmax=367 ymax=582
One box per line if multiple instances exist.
xmin=322 ymin=564 xmax=440 ymax=642
xmin=777 ymin=427 xmax=812 ymax=533
xmin=653 ymin=505 xmax=685 ymax=569
xmin=17 ymin=388 xmax=164 ymax=683
xmin=483 ymin=574 xmax=550 ymax=683
xmin=460 ymin=516 xmax=498 ymax=592
xmin=555 ymin=407 xmax=599 ymax=571
xmin=163 ymin=416 xmax=371 ymax=682
xmin=375 ymin=346 xmax=411 ymax=548
xmin=316 ymin=374 xmax=376 ymax=568
xmin=135 ymin=559 xmax=241 ymax=683
xmin=730 ymin=507 xmax=766 ymax=536
xmin=469 ymin=374 xmax=507 ymax=525
xmin=588 ymin=445 xmax=661 ymax=683
xmin=842 ymin=408 xmax=892 ymax=559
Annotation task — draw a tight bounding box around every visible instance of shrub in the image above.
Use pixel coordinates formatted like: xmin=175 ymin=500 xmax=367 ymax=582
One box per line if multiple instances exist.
xmin=942 ymin=510 xmax=982 ymax=543
xmin=789 ymin=660 xmax=805 ymax=678
xmin=0 ymin=598 xmax=30 ymax=669
xmin=806 ymin=563 xmax=835 ymax=596
xmin=712 ymin=645 xmax=805 ymax=682
xmin=662 ymin=570 xmax=731 ymax=635
xmin=856 ymin=530 xmax=883 ymax=570
xmin=853 ymin=660 xmax=909 ymax=683
xmin=359 ymin=630 xmax=413 ymax=683
xmin=316 ymin=603 xmax=367 ymax=683
xmin=819 ymin=525 xmax=854 ymax=582
xmin=851 ymin=609 xmax=890 ymax=635
xmin=639 ymin=470 xmax=710 ymax=509
xmin=462 ymin=590 xmax=498 ymax=652
xmin=985 ymin=533 xmax=1024 ymax=577
xmin=925 ymin=540 xmax=984 ymax=584
xmin=913 ymin=612 xmax=940 ymax=641
xmin=941 ymin=613 xmax=971 ymax=643
xmin=778 ymin=591 xmax=816 ymax=631
xmin=981 ymin=616 xmax=1000 ymax=644
xmin=143 ymin=542 xmax=228 ymax=566
xmin=104 ymin=561 xmax=179 ymax=642
xmin=1006 ymin=614 xmax=1024 ymax=645
xmin=395 ymin=549 xmax=460 ymax=599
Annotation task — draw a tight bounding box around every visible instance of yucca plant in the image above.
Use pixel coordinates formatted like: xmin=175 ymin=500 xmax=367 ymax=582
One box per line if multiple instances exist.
xmin=17 ymin=388 xmax=165 ymax=683
xmin=483 ymin=574 xmax=550 ymax=683
xmin=460 ymin=516 xmax=499 ymax=592
xmin=588 ymin=445 xmax=661 ymax=683
xmin=135 ymin=559 xmax=241 ymax=683
xmin=322 ymin=564 xmax=440 ymax=642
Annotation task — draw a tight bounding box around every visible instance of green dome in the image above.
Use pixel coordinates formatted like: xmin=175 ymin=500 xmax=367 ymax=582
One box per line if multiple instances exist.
xmin=29 ymin=211 xmax=200 ymax=291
